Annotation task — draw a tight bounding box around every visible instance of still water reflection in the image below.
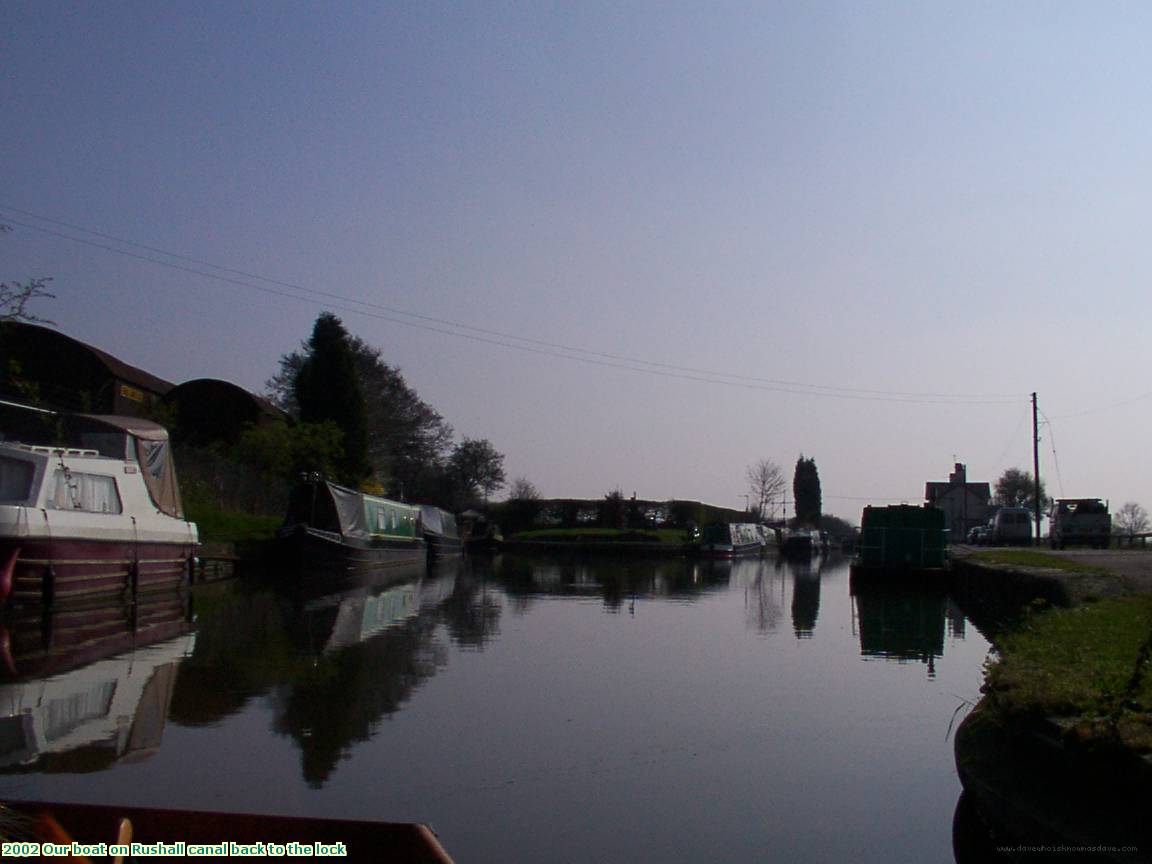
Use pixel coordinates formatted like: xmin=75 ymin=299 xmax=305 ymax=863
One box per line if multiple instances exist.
xmin=0 ymin=554 xmax=990 ymax=863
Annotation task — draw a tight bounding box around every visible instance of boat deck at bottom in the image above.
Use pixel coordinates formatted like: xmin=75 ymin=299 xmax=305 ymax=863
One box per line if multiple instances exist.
xmin=2 ymin=799 xmax=454 ymax=863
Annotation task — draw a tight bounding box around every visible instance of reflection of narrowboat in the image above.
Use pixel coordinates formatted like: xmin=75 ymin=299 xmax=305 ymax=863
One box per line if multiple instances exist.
xmin=291 ymin=567 xmax=456 ymax=655
xmin=700 ymin=523 xmax=765 ymax=558
xmin=419 ymin=505 xmax=463 ymax=558
xmin=0 ymin=412 xmax=198 ymax=609
xmin=277 ymin=477 xmax=425 ymax=571
xmin=856 ymin=505 xmax=946 ymax=571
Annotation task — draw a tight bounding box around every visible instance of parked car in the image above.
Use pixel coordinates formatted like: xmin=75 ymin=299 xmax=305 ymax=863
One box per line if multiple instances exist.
xmin=967 ymin=525 xmax=990 ymax=545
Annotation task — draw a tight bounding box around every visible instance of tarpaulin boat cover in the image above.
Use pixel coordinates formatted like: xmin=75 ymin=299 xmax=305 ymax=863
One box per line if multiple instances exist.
xmin=419 ymin=505 xmax=460 ymax=539
xmin=328 ymin=482 xmax=373 ymax=539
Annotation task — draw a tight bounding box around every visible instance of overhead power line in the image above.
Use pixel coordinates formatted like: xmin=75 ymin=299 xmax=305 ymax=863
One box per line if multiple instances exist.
xmin=1 ymin=204 xmax=1028 ymax=406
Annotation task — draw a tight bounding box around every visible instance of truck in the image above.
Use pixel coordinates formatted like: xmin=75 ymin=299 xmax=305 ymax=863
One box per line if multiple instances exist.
xmin=1049 ymin=498 xmax=1111 ymax=549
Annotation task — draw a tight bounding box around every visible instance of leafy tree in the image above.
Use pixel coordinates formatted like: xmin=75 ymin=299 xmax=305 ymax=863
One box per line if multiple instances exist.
xmin=600 ymin=489 xmax=626 ymax=529
xmin=1114 ymin=502 xmax=1150 ymax=537
xmin=230 ymin=420 xmax=345 ymax=484
xmin=448 ymin=438 xmax=506 ymax=506
xmin=792 ymin=456 xmax=822 ymax=527
xmin=292 ymin=313 xmax=369 ymax=486
xmin=993 ymin=468 xmax=1049 ymax=512
xmin=269 ymin=331 xmax=454 ymax=501
xmin=818 ymin=514 xmax=856 ymax=541
xmin=747 ymin=459 xmax=785 ymax=521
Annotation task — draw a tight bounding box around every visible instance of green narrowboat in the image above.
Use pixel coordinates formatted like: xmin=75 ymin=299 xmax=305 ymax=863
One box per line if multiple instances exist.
xmin=276 ymin=477 xmax=426 ymax=572
xmin=857 ymin=504 xmax=946 ymax=570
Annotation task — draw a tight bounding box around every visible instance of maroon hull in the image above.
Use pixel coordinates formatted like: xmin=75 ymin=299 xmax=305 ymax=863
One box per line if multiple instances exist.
xmin=0 ymin=538 xmax=193 ymax=608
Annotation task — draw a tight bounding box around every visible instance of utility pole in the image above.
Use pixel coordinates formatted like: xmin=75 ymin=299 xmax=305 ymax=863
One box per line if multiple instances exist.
xmin=1032 ymin=392 xmax=1042 ymax=545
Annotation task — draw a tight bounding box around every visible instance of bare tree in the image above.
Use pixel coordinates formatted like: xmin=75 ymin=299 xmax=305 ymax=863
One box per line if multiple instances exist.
xmin=507 ymin=477 xmax=540 ymax=501
xmin=1115 ymin=502 xmax=1150 ymax=537
xmin=1 ymin=225 xmax=55 ymax=324
xmin=0 ymin=277 xmax=55 ymax=324
xmin=747 ymin=459 xmax=785 ymax=521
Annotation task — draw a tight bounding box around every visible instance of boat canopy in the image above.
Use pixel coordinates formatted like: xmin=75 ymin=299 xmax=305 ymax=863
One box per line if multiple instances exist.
xmin=78 ymin=414 xmax=184 ymax=519
xmin=419 ymin=506 xmax=460 ymax=540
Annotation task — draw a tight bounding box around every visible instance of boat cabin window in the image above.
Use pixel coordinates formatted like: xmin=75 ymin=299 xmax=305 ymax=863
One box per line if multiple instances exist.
xmin=46 ymin=470 xmax=123 ymax=514
xmin=0 ymin=456 xmax=36 ymax=503
xmin=78 ymin=431 xmax=134 ymax=460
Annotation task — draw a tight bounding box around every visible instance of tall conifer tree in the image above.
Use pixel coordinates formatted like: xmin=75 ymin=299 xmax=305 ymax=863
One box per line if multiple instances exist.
xmin=293 ymin=312 xmax=369 ymax=485
xmin=793 ymin=455 xmax=822 ymax=527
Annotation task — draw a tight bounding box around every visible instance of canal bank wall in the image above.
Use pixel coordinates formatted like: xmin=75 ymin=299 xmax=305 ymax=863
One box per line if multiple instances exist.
xmin=950 ymin=551 xmax=1152 ymax=861
xmin=949 ymin=554 xmax=1130 ymax=637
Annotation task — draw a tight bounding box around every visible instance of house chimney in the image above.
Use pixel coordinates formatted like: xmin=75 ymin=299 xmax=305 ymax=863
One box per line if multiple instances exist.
xmin=950 ymin=463 xmax=967 ymax=485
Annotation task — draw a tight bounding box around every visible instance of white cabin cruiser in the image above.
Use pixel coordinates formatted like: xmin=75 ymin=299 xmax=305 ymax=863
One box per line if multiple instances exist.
xmin=0 ymin=412 xmax=198 ymax=608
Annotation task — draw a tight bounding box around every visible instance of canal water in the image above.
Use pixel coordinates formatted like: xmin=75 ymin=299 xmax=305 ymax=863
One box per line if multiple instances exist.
xmin=0 ymin=553 xmax=991 ymax=863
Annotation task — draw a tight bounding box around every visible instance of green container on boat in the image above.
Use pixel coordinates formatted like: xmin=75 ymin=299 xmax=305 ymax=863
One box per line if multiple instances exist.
xmin=858 ymin=505 xmax=946 ymax=569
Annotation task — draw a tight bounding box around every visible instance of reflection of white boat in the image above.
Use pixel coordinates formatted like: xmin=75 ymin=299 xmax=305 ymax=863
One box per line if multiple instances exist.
xmin=0 ymin=413 xmax=198 ymax=608
xmin=0 ymin=630 xmax=196 ymax=769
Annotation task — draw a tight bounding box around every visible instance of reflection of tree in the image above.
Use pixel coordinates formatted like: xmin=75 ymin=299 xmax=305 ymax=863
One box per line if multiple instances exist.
xmin=169 ymin=574 xmax=459 ymax=789
xmin=790 ymin=568 xmax=821 ymax=639
xmin=272 ymin=616 xmax=447 ymax=787
xmin=745 ymin=570 xmax=783 ymax=634
xmin=169 ymin=583 xmax=299 ymax=727
xmin=488 ymin=554 xmax=726 ymax=606
xmin=440 ymin=574 xmax=502 ymax=648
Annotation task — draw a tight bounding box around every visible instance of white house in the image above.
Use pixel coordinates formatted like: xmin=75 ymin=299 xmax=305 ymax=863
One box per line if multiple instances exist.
xmin=925 ymin=463 xmax=992 ymax=540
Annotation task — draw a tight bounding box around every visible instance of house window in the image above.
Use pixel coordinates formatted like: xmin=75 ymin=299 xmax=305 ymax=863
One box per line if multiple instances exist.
xmin=47 ymin=470 xmax=122 ymax=514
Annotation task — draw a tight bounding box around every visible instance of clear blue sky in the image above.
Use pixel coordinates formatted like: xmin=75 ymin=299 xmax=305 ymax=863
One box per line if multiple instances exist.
xmin=4 ymin=2 xmax=1151 ymax=521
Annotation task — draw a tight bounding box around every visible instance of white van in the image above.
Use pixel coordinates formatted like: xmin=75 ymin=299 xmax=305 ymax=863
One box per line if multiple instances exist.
xmin=991 ymin=507 xmax=1033 ymax=546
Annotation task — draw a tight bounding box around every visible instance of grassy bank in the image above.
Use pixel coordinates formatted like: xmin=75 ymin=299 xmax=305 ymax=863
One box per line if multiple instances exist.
xmin=187 ymin=503 xmax=281 ymax=547
xmin=967 ymin=549 xmax=1111 ymax=575
xmin=983 ymin=594 xmax=1152 ymax=753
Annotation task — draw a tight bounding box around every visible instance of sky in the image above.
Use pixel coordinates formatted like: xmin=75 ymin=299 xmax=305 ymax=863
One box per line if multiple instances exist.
xmin=4 ymin=1 xmax=1152 ymax=522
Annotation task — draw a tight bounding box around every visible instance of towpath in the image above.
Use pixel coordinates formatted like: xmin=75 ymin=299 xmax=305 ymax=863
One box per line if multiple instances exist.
xmin=952 ymin=545 xmax=1152 ymax=600
xmin=1041 ymin=548 xmax=1152 ymax=593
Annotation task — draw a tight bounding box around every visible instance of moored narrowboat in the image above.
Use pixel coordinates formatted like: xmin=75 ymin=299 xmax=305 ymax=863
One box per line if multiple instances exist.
xmin=0 ymin=413 xmax=198 ymax=609
xmin=782 ymin=527 xmax=822 ymax=557
xmin=699 ymin=522 xmax=766 ymax=558
xmin=419 ymin=505 xmax=463 ymax=558
xmin=276 ymin=477 xmax=425 ymax=572
xmin=855 ymin=504 xmax=946 ymax=571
